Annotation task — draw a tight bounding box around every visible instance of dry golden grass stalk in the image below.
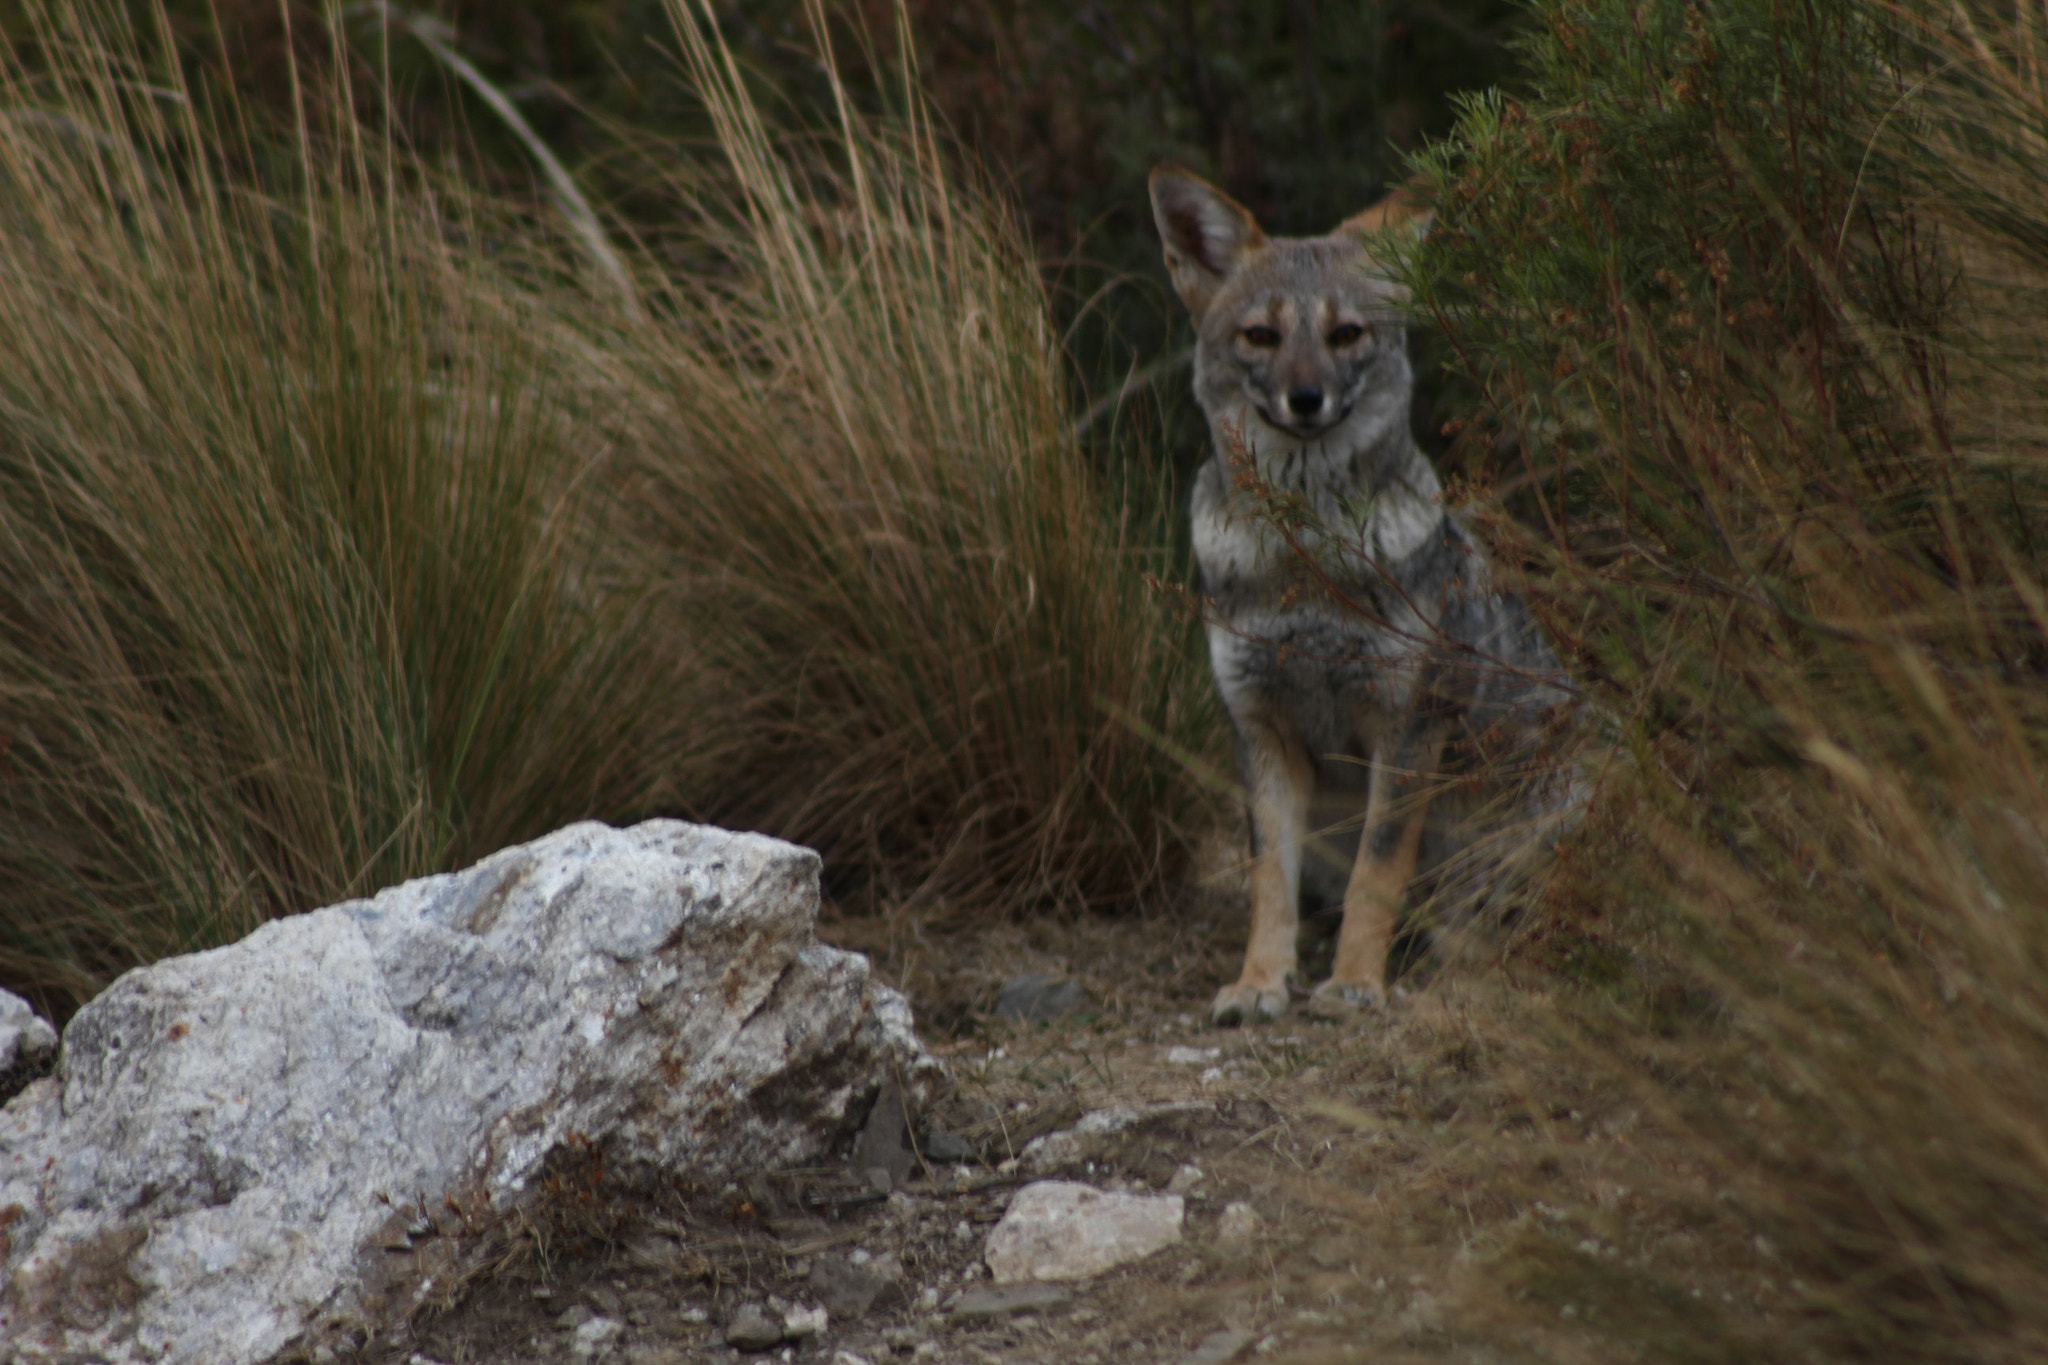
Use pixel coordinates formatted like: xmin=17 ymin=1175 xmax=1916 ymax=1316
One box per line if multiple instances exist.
xmin=0 ymin=1 xmax=676 ymax=1015
xmin=0 ymin=0 xmax=1221 ymax=1017
xmin=596 ymin=0 xmax=1220 ymax=916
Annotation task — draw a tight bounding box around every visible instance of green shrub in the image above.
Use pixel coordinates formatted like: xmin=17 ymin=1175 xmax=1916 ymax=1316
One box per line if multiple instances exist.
xmin=1408 ymin=0 xmax=2048 ymax=1355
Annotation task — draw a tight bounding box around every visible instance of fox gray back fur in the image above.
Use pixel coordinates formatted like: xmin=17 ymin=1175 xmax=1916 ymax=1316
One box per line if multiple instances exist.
xmin=1152 ymin=167 xmax=1578 ymax=1024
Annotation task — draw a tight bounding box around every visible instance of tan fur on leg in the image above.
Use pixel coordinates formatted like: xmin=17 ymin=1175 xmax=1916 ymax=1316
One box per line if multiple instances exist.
xmin=1311 ymin=738 xmax=1439 ymax=1018
xmin=1213 ymin=729 xmax=1312 ymax=1026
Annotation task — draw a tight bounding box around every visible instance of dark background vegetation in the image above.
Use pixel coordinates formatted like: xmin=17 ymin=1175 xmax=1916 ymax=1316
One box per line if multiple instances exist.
xmin=40 ymin=0 xmax=1524 ymax=446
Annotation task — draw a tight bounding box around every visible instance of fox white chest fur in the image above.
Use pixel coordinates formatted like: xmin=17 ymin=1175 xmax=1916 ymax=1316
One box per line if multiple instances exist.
xmin=1150 ymin=165 xmax=1575 ymax=1027
xmin=1187 ymin=367 xmax=1476 ymax=766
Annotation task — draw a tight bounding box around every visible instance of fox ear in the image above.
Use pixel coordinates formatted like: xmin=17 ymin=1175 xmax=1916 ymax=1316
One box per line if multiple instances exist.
xmin=1149 ymin=166 xmax=1265 ymax=315
xmin=1338 ymin=185 xmax=1435 ymax=245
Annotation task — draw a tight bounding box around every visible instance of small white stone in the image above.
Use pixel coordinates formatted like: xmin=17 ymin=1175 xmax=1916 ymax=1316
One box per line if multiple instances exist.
xmin=1166 ymin=1164 xmax=1204 ymax=1195
xmin=1165 ymin=1045 xmax=1222 ymax=1065
xmin=570 ymin=1315 xmax=622 ymax=1357
xmin=783 ymin=1303 xmax=828 ymax=1339
xmin=984 ymin=1180 xmax=1183 ymax=1283
xmin=1217 ymin=1201 xmax=1261 ymax=1245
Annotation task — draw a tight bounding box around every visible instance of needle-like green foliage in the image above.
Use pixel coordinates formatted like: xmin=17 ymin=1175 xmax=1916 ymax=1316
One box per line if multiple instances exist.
xmin=1407 ymin=0 xmax=2048 ymax=1356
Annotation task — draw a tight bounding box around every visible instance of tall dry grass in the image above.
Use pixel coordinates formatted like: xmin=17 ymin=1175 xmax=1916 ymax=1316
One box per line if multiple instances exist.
xmin=593 ymin=0 xmax=1219 ymax=916
xmin=1402 ymin=0 xmax=2048 ymax=1356
xmin=0 ymin=3 xmax=676 ymax=1014
xmin=0 ymin=0 xmax=1220 ymax=1018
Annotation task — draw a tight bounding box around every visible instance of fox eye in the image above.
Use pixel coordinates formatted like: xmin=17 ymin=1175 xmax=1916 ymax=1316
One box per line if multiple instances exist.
xmin=1327 ymin=322 xmax=1367 ymax=347
xmin=1241 ymin=325 xmax=1281 ymax=348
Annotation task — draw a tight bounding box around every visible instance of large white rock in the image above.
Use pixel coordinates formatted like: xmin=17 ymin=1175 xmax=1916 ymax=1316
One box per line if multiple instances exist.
xmin=0 ymin=820 xmax=934 ymax=1365
xmin=983 ymin=1180 xmax=1183 ymax=1283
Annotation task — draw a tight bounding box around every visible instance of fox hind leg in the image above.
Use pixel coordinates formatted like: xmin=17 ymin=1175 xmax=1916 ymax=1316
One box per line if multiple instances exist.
xmin=1213 ymin=724 xmax=1313 ymax=1026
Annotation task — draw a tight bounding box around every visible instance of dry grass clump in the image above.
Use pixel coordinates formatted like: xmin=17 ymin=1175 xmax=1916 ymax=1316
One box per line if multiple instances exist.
xmin=596 ymin=0 xmax=1219 ymax=916
xmin=0 ymin=3 xmax=675 ymax=1014
xmin=1399 ymin=0 xmax=2048 ymax=1357
xmin=0 ymin=0 xmax=1219 ymax=1017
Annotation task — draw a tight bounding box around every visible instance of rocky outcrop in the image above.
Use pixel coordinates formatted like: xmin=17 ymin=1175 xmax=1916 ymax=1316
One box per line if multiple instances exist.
xmin=0 ymin=820 xmax=935 ymax=1365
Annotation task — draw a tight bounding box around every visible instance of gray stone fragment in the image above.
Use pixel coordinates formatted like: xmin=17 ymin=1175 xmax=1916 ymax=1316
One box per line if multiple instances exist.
xmin=850 ymin=1074 xmax=916 ymax=1189
xmin=917 ymin=1130 xmax=972 ymax=1163
xmin=992 ymin=975 xmax=1089 ymax=1022
xmin=984 ymin=1181 xmax=1183 ymax=1283
xmin=725 ymin=1302 xmax=784 ymax=1352
xmin=0 ymin=987 xmax=57 ymax=1103
xmin=809 ymin=1256 xmax=901 ymax=1319
xmin=944 ymin=1282 xmax=1071 ymax=1321
xmin=0 ymin=820 xmax=939 ymax=1365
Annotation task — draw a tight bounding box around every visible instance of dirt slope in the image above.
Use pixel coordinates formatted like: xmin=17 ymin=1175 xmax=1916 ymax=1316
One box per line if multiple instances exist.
xmin=359 ymin=894 xmax=1791 ymax=1365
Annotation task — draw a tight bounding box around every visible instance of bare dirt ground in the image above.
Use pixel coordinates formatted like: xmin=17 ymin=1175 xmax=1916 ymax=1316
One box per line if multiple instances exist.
xmin=363 ymin=882 xmax=1786 ymax=1365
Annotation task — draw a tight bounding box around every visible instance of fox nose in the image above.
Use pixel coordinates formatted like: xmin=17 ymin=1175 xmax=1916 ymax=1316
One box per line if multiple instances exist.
xmin=1286 ymin=386 xmax=1325 ymax=419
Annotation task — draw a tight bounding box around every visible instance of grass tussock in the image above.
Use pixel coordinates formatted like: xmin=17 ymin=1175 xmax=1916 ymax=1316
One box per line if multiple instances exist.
xmin=0 ymin=3 xmax=675 ymax=1013
xmin=603 ymin=0 xmax=1218 ymax=916
xmin=0 ymin=0 xmax=1219 ymax=1019
xmin=1403 ymin=0 xmax=2048 ymax=1356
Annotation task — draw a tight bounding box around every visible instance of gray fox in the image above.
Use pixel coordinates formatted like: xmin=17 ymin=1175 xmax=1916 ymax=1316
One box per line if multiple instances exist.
xmin=1150 ymin=167 xmax=1579 ymax=1025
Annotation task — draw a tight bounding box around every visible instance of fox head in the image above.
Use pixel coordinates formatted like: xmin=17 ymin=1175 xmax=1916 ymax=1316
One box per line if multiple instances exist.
xmin=1149 ymin=167 xmax=1432 ymax=445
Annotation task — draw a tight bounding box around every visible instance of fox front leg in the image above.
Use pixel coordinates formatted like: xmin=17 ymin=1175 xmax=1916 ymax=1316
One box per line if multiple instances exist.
xmin=1214 ymin=727 xmax=1313 ymax=1026
xmin=1309 ymin=729 xmax=1444 ymax=1019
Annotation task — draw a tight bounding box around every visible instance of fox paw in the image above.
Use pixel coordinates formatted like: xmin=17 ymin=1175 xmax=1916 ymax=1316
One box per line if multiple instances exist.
xmin=1306 ymin=979 xmax=1385 ymax=1020
xmin=1211 ymin=980 xmax=1290 ymax=1027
